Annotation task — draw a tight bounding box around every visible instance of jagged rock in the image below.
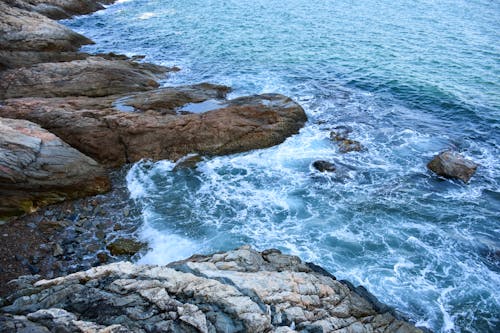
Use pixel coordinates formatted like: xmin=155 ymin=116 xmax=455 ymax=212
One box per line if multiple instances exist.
xmin=0 ymin=56 xmax=171 ymax=99
xmin=0 ymin=117 xmax=110 ymax=218
xmin=427 ymin=150 xmax=478 ymax=183
xmin=330 ymin=126 xmax=364 ymax=153
xmin=0 ymin=1 xmax=93 ymax=53
xmin=0 ymin=87 xmax=307 ymax=167
xmin=0 ymin=246 xmax=423 ymax=332
xmin=312 ymin=160 xmax=336 ymax=172
xmin=106 ymin=238 xmax=146 ymax=256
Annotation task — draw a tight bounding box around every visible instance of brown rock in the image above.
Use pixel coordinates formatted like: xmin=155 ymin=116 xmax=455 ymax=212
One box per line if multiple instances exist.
xmin=106 ymin=238 xmax=146 ymax=256
xmin=0 ymin=51 xmax=137 ymax=71
xmin=427 ymin=150 xmax=478 ymax=183
xmin=337 ymin=139 xmax=363 ymax=153
xmin=0 ymin=117 xmax=110 ymax=219
xmin=0 ymin=1 xmax=93 ymax=53
xmin=0 ymin=88 xmax=307 ymax=167
xmin=0 ymin=56 xmax=170 ymax=99
xmin=330 ymin=126 xmax=364 ymax=153
xmin=120 ymin=82 xmax=230 ymax=114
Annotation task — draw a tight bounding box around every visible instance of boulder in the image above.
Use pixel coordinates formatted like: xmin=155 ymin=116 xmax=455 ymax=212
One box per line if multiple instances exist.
xmin=0 ymin=87 xmax=307 ymax=167
xmin=106 ymin=238 xmax=146 ymax=256
xmin=0 ymin=246 xmax=424 ymax=332
xmin=312 ymin=160 xmax=336 ymax=172
xmin=427 ymin=150 xmax=478 ymax=183
xmin=0 ymin=56 xmax=171 ymax=99
xmin=0 ymin=1 xmax=93 ymax=53
xmin=0 ymin=117 xmax=110 ymax=218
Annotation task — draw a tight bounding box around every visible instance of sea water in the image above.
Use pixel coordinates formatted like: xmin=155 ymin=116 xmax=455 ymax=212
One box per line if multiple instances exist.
xmin=64 ymin=0 xmax=500 ymax=331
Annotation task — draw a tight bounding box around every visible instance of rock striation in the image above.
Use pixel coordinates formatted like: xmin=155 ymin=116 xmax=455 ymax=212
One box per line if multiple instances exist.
xmin=0 ymin=117 xmax=110 ymax=218
xmin=0 ymin=1 xmax=93 ymax=54
xmin=0 ymin=87 xmax=307 ymax=167
xmin=0 ymin=56 xmax=171 ymax=99
xmin=0 ymin=246 xmax=423 ymax=333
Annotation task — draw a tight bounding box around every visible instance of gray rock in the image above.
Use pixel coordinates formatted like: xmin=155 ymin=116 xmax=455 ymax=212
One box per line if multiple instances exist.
xmin=312 ymin=160 xmax=336 ymax=172
xmin=0 ymin=1 xmax=92 ymax=53
xmin=0 ymin=56 xmax=170 ymax=99
xmin=1 ymin=246 xmax=424 ymax=333
xmin=0 ymin=117 xmax=111 ymax=219
xmin=427 ymin=150 xmax=478 ymax=183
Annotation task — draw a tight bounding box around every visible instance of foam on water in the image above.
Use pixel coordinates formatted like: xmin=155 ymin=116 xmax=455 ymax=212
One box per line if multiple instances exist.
xmin=67 ymin=0 xmax=500 ymax=331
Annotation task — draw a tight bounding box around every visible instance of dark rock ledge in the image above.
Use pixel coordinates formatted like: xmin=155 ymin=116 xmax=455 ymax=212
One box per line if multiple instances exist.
xmin=0 ymin=246 xmax=424 ymax=333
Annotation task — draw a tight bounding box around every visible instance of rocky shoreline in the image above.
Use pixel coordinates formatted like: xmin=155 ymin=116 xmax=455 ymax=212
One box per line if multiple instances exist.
xmin=0 ymin=1 xmax=450 ymax=331
xmin=1 ymin=246 xmax=424 ymax=332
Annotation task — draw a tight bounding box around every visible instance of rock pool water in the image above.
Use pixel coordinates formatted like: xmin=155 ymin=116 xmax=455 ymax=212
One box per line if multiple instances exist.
xmin=65 ymin=0 xmax=499 ymax=331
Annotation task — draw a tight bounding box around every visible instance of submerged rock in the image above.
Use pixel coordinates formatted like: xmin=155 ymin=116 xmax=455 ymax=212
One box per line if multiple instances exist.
xmin=0 ymin=89 xmax=307 ymax=167
xmin=312 ymin=160 xmax=336 ymax=172
xmin=427 ymin=150 xmax=478 ymax=183
xmin=0 ymin=246 xmax=424 ymax=333
xmin=330 ymin=126 xmax=364 ymax=153
xmin=0 ymin=117 xmax=110 ymax=218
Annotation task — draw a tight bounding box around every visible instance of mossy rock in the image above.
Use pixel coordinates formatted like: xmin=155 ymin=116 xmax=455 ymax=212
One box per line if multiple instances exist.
xmin=106 ymin=238 xmax=146 ymax=256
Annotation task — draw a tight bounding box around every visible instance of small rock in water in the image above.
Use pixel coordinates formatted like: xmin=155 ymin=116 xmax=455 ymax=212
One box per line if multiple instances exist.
xmin=330 ymin=126 xmax=363 ymax=153
xmin=173 ymin=154 xmax=203 ymax=171
xmin=330 ymin=125 xmax=352 ymax=141
xmin=123 ymin=207 xmax=130 ymax=217
xmin=427 ymin=150 xmax=478 ymax=183
xmin=337 ymin=139 xmax=363 ymax=153
xmin=106 ymin=238 xmax=146 ymax=256
xmin=96 ymin=252 xmax=109 ymax=264
xmin=312 ymin=160 xmax=336 ymax=172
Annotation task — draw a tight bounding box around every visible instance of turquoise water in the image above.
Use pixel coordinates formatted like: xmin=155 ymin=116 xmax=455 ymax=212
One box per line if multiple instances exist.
xmin=66 ymin=0 xmax=500 ymax=331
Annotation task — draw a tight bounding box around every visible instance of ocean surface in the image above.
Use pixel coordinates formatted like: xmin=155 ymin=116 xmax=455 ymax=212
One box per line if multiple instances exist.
xmin=65 ymin=0 xmax=500 ymax=331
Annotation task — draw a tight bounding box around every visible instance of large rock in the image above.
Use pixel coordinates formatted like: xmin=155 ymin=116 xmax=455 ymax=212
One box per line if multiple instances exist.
xmin=427 ymin=150 xmax=478 ymax=183
xmin=0 ymin=1 xmax=93 ymax=53
xmin=0 ymin=56 xmax=170 ymax=99
xmin=0 ymin=117 xmax=110 ymax=218
xmin=18 ymin=0 xmax=115 ymax=20
xmin=0 ymin=86 xmax=307 ymax=167
xmin=0 ymin=246 xmax=423 ymax=332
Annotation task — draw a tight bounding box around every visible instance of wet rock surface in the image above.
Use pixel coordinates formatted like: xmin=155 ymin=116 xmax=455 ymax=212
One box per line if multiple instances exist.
xmin=312 ymin=160 xmax=337 ymax=172
xmin=427 ymin=150 xmax=478 ymax=183
xmin=0 ymin=246 xmax=424 ymax=333
xmin=0 ymin=168 xmax=142 ymax=297
xmin=0 ymin=117 xmax=110 ymax=218
xmin=106 ymin=238 xmax=147 ymax=256
xmin=1 ymin=89 xmax=307 ymax=167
